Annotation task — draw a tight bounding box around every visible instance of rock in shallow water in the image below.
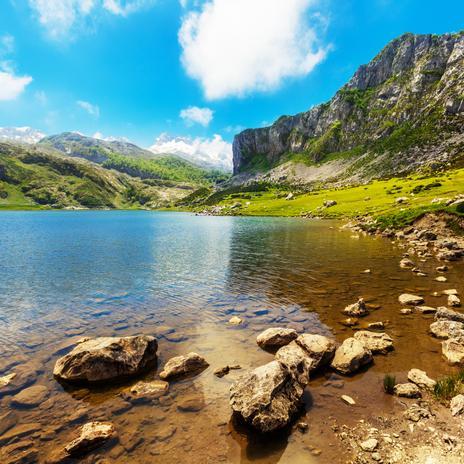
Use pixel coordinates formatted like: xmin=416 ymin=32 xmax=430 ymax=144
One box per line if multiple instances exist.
xmin=398 ymin=294 xmax=424 ymax=306
xmin=442 ymin=336 xmax=464 ymax=364
xmin=256 ymin=327 xmax=298 ymax=349
xmin=65 ymin=421 xmax=115 ymax=456
xmin=343 ymin=299 xmax=369 ymax=317
xmin=435 ymin=307 xmax=464 ymax=323
xmin=159 ymin=352 xmax=208 ymax=380
xmin=429 ymin=320 xmax=464 ymax=339
xmin=229 ymin=360 xmax=304 ymax=432
xmin=407 ymin=369 xmax=436 ymax=390
xmin=353 ymin=331 xmax=394 ymax=354
xmin=128 ymin=380 xmax=169 ymax=400
xmin=330 ymin=338 xmax=373 ymax=374
xmin=394 ymin=383 xmax=421 ymax=398
xmin=12 ymin=385 xmax=48 ymax=408
xmin=53 ymin=335 xmax=157 ymax=383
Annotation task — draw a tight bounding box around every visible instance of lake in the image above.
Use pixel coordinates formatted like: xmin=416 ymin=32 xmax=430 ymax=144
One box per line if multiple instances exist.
xmin=0 ymin=211 xmax=462 ymax=463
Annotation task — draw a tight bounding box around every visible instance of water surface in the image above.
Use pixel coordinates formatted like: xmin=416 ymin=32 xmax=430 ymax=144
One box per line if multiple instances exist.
xmin=0 ymin=211 xmax=462 ymax=463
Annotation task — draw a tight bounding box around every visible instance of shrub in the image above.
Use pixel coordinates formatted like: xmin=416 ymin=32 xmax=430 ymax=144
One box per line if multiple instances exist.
xmin=433 ymin=370 xmax=464 ymax=401
xmin=383 ymin=374 xmax=396 ymax=394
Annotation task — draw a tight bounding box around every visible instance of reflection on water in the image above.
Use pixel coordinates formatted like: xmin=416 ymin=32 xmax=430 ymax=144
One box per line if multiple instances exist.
xmin=0 ymin=211 xmax=463 ymax=463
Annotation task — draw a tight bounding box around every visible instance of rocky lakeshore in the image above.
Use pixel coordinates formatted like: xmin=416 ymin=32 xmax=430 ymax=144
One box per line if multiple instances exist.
xmin=1 ymin=213 xmax=464 ymax=463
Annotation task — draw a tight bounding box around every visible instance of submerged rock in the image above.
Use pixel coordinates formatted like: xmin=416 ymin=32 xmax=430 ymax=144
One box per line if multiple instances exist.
xmin=442 ymin=336 xmax=464 ymax=364
xmin=343 ymin=298 xmax=369 ymax=317
xmin=159 ymin=352 xmax=208 ymax=380
xmin=229 ymin=360 xmax=304 ymax=432
xmin=53 ymin=335 xmax=157 ymax=383
xmin=407 ymin=369 xmax=436 ymax=390
xmin=330 ymin=338 xmax=373 ymax=375
xmin=11 ymin=385 xmax=48 ymax=408
xmin=398 ymin=294 xmax=424 ymax=306
xmin=128 ymin=380 xmax=169 ymax=400
xmin=353 ymin=331 xmax=394 ymax=354
xmin=213 ymin=365 xmax=241 ymax=378
xmin=429 ymin=320 xmax=464 ymax=339
xmin=256 ymin=328 xmax=298 ymax=349
xmin=394 ymin=383 xmax=421 ymax=398
xmin=65 ymin=422 xmax=115 ymax=456
xmin=228 ymin=316 xmax=243 ymax=325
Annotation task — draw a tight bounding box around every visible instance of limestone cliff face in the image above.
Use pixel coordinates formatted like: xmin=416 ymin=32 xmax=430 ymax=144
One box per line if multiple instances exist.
xmin=232 ymin=33 xmax=464 ymax=182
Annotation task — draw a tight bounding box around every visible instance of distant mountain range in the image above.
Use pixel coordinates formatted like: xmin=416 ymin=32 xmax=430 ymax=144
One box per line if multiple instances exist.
xmin=232 ymin=32 xmax=464 ymax=186
xmin=0 ymin=127 xmax=46 ymax=144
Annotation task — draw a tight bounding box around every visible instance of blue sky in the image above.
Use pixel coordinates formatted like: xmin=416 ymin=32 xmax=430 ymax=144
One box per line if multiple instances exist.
xmin=0 ymin=0 xmax=463 ymax=169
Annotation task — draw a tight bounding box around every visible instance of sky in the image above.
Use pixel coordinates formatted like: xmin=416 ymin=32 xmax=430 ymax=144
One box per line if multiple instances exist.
xmin=0 ymin=0 xmax=463 ymax=170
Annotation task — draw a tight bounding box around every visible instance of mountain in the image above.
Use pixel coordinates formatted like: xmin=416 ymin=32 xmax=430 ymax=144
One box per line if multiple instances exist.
xmin=0 ymin=142 xmax=192 ymax=210
xmin=232 ymin=32 xmax=464 ymax=186
xmin=38 ymin=132 xmax=155 ymax=163
xmin=0 ymin=127 xmax=46 ymax=144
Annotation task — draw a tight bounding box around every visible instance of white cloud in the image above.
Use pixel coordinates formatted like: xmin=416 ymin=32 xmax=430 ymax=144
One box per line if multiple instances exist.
xmin=77 ymin=100 xmax=100 ymax=117
xmin=0 ymin=72 xmax=33 ymax=101
xmin=179 ymin=0 xmax=328 ymax=100
xmin=180 ymin=105 xmax=213 ymax=127
xmin=149 ymin=133 xmax=232 ymax=171
xmin=92 ymin=131 xmax=130 ymax=142
xmin=28 ymin=0 xmax=155 ymax=38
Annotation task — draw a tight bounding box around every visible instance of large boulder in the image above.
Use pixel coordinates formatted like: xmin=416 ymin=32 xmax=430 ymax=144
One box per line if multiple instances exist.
xmin=65 ymin=422 xmax=115 ymax=456
xmin=330 ymin=338 xmax=373 ymax=375
xmin=229 ymin=360 xmax=304 ymax=432
xmin=256 ymin=328 xmax=298 ymax=349
xmin=275 ymin=334 xmax=336 ymax=383
xmin=429 ymin=320 xmax=464 ymax=339
xmin=353 ymin=331 xmax=394 ymax=354
xmin=442 ymin=336 xmax=464 ymax=364
xmin=159 ymin=352 xmax=208 ymax=380
xmin=435 ymin=307 xmax=464 ymax=323
xmin=53 ymin=336 xmax=157 ymax=383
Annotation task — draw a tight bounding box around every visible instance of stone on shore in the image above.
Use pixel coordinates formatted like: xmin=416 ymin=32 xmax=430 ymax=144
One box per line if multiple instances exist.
xmin=429 ymin=320 xmax=464 ymax=339
xmin=442 ymin=336 xmax=464 ymax=364
xmin=360 ymin=438 xmax=378 ymax=452
xmin=393 ymin=383 xmax=422 ymax=398
xmin=343 ymin=299 xmax=369 ymax=317
xmin=330 ymin=338 xmax=373 ymax=375
xmin=11 ymin=385 xmax=49 ymax=408
xmin=448 ymin=294 xmax=461 ymax=307
xmin=353 ymin=331 xmax=394 ymax=354
xmin=65 ymin=422 xmax=115 ymax=457
xmin=407 ymin=369 xmax=436 ymax=390
xmin=398 ymin=294 xmax=424 ymax=306
xmin=159 ymin=352 xmax=209 ymax=380
xmin=229 ymin=360 xmax=304 ymax=432
xmin=450 ymin=394 xmax=464 ymax=416
xmin=435 ymin=307 xmax=464 ymax=323
xmin=256 ymin=328 xmax=298 ymax=349
xmin=53 ymin=335 xmax=157 ymax=383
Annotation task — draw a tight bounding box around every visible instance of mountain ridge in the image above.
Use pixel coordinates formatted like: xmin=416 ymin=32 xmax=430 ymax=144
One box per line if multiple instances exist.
xmin=232 ymin=32 xmax=464 ymax=185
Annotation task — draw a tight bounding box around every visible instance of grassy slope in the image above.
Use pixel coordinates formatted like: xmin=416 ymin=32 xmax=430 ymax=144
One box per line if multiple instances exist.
xmin=187 ymin=168 xmax=464 ymax=227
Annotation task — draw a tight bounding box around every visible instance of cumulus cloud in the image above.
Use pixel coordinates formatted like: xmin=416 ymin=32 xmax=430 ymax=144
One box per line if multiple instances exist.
xmin=149 ymin=133 xmax=232 ymax=171
xmin=180 ymin=106 xmax=213 ymax=127
xmin=77 ymin=100 xmax=100 ymax=117
xmin=28 ymin=0 xmax=155 ymax=38
xmin=179 ymin=0 xmax=328 ymax=100
xmin=0 ymin=35 xmax=32 ymax=101
xmin=0 ymin=72 xmax=33 ymax=100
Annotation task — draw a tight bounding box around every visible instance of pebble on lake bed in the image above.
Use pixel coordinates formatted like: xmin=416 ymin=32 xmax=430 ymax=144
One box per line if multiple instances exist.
xmin=228 ymin=316 xmax=243 ymax=325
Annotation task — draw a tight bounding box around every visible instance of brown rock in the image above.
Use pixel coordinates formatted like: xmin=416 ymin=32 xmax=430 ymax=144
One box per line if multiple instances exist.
xmin=159 ymin=352 xmax=208 ymax=380
xmin=65 ymin=422 xmax=115 ymax=457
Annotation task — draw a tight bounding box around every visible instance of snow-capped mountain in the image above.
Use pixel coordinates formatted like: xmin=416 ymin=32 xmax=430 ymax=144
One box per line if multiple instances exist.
xmin=149 ymin=133 xmax=232 ymax=171
xmin=0 ymin=127 xmax=46 ymax=144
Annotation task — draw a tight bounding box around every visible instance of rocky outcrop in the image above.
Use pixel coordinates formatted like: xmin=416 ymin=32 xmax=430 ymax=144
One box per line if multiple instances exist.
xmin=330 ymin=338 xmax=373 ymax=374
xmin=159 ymin=352 xmax=209 ymax=380
xmin=229 ymin=360 xmax=304 ymax=432
xmin=65 ymin=422 xmax=115 ymax=456
xmin=232 ymin=33 xmax=464 ymax=183
xmin=256 ymin=327 xmax=298 ymax=349
xmin=53 ymin=335 xmax=157 ymax=383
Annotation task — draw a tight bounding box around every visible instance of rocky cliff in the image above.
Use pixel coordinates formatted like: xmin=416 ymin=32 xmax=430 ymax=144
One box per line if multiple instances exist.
xmin=232 ymin=32 xmax=464 ymax=185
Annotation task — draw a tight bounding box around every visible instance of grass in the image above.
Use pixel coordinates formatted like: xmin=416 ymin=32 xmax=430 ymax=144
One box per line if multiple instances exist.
xmin=383 ymin=374 xmax=396 ymax=394
xmin=434 ymin=370 xmax=464 ymax=401
xmin=185 ymin=167 xmax=464 ymax=228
